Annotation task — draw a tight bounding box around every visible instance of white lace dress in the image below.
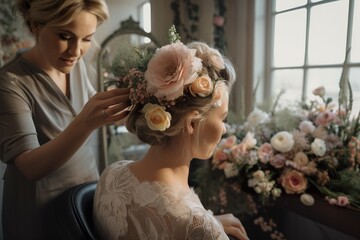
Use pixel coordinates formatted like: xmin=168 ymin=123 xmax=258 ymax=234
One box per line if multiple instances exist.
xmin=93 ymin=160 xmax=229 ymax=240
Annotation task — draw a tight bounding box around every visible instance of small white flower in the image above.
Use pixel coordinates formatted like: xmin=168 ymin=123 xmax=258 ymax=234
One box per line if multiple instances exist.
xmin=300 ymin=193 xmax=315 ymax=206
xmin=271 ymin=188 xmax=282 ymax=198
xmin=252 ymin=170 xmax=265 ymax=180
xmin=311 ymin=138 xmax=326 ymax=157
xmin=224 ymin=162 xmax=238 ymax=178
xmin=270 ymin=131 xmax=295 ymax=153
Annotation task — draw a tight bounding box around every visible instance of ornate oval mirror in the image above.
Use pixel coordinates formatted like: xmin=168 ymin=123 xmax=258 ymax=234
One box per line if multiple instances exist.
xmin=97 ymin=16 xmax=160 ymax=171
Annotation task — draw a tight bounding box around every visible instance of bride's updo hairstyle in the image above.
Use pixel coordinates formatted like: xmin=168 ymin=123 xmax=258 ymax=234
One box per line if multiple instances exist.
xmin=125 ymin=41 xmax=236 ymax=146
xmin=15 ymin=0 xmax=109 ymax=33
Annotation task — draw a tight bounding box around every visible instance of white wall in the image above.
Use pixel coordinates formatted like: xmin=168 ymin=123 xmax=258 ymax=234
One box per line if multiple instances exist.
xmin=95 ymin=0 xmax=147 ymax=45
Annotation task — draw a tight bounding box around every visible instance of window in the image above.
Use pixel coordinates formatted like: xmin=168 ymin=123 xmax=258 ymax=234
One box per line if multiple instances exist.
xmin=266 ymin=0 xmax=360 ymax=115
xmin=138 ymin=1 xmax=151 ymax=44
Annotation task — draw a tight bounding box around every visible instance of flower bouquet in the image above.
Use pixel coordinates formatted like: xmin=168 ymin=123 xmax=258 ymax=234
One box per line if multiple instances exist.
xmin=194 ymin=69 xmax=360 ymax=236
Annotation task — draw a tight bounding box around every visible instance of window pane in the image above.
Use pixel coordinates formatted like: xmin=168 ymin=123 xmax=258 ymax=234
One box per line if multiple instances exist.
xmin=308 ymin=1 xmax=348 ymax=65
xmin=349 ymin=67 xmax=360 ymax=117
xmin=275 ymin=0 xmax=306 ymax=12
xmin=272 ymin=69 xmax=303 ymax=108
xmin=351 ymin=1 xmax=360 ymax=62
xmin=273 ymin=9 xmax=306 ymax=67
xmin=307 ymin=68 xmax=342 ymax=103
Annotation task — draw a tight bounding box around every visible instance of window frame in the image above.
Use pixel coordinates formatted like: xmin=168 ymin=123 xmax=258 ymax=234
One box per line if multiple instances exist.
xmin=262 ymin=0 xmax=360 ymax=104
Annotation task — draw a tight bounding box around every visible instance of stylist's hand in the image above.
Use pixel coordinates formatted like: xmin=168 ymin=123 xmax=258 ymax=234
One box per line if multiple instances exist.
xmin=76 ymin=88 xmax=130 ymax=131
xmin=215 ymin=214 xmax=249 ymax=240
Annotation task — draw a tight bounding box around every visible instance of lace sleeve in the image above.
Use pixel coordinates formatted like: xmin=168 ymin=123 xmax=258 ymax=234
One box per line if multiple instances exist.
xmin=188 ymin=208 xmax=229 ymax=240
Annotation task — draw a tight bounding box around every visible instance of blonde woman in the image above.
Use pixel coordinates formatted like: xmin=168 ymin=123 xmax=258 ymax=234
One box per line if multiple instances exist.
xmin=94 ymin=38 xmax=249 ymax=240
xmin=0 ymin=0 xmax=129 ymax=239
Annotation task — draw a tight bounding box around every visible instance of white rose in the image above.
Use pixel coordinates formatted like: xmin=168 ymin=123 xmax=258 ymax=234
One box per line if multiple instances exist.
xmin=311 ymin=138 xmax=326 ymax=156
xmin=270 ymin=131 xmax=295 ymax=153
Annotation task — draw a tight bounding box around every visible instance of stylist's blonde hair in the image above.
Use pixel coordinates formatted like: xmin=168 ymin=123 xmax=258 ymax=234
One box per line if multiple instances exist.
xmin=16 ymin=0 xmax=109 ymax=33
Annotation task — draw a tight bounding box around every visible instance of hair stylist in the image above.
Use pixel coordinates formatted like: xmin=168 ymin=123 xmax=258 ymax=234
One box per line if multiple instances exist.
xmin=0 ymin=0 xmax=129 ymax=239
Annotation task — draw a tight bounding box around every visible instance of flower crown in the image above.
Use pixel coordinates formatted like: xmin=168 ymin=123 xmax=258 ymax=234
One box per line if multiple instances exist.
xmin=106 ymin=26 xmax=226 ymax=131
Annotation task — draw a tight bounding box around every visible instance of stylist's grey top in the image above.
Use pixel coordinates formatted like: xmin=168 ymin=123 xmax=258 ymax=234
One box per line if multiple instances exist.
xmin=0 ymin=54 xmax=99 ymax=238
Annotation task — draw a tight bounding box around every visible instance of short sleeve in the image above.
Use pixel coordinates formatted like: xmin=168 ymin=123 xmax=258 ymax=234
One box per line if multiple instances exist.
xmin=0 ymin=78 xmax=39 ymax=163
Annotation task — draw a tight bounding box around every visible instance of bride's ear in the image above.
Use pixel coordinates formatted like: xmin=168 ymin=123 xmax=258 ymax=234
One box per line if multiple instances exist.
xmin=185 ymin=110 xmax=200 ymax=134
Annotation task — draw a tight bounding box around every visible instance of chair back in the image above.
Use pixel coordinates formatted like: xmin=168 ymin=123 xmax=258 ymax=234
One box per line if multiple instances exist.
xmin=43 ymin=181 xmax=98 ymax=240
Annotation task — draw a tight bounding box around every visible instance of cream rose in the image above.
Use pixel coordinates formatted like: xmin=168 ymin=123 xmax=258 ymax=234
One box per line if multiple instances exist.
xmin=141 ymin=103 xmax=171 ymax=131
xmin=145 ymin=42 xmax=202 ymax=101
xmin=280 ymin=169 xmax=308 ymax=194
xmin=189 ymin=74 xmax=214 ymax=97
xmin=270 ymin=131 xmax=294 ymax=153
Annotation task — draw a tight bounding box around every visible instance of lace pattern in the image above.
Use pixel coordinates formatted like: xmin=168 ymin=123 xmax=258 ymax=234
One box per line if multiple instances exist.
xmin=93 ymin=160 xmax=229 ymax=240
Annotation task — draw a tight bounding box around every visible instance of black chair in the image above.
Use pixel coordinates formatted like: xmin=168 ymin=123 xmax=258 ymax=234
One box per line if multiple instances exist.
xmin=43 ymin=181 xmax=98 ymax=240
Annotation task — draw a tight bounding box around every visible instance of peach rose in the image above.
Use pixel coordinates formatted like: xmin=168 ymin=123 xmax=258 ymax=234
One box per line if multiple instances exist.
xmin=293 ymin=152 xmax=309 ymax=167
xmin=189 ymin=74 xmax=214 ymax=97
xmin=280 ymin=169 xmax=308 ymax=194
xmin=145 ymin=42 xmax=202 ymax=100
xmin=141 ymin=103 xmax=171 ymax=131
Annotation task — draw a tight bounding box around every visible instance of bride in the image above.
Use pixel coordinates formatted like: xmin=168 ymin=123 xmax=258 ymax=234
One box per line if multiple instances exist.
xmin=93 ymin=35 xmax=249 ymax=240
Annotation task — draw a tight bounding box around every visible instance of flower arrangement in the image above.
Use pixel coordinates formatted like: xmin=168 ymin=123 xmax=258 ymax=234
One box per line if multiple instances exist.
xmin=104 ymin=26 xmax=225 ymax=132
xmin=194 ymin=68 xmax=360 ymax=237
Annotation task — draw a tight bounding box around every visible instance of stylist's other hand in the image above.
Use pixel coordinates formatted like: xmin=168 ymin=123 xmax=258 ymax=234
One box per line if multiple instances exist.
xmin=215 ymin=214 xmax=249 ymax=240
xmin=76 ymin=88 xmax=130 ymax=131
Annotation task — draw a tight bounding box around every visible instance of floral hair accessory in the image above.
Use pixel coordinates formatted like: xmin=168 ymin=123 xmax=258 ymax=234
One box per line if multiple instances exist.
xmin=145 ymin=41 xmax=202 ymax=101
xmin=141 ymin=103 xmax=171 ymax=131
xmin=106 ymin=25 xmax=226 ymax=131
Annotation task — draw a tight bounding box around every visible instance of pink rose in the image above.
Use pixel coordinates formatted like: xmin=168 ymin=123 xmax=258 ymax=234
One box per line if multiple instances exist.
xmin=221 ymin=135 xmax=237 ymax=148
xmin=269 ymin=154 xmax=286 ymax=169
xmin=145 ymin=42 xmax=202 ymax=100
xmin=337 ymin=196 xmax=350 ymax=206
xmin=315 ymin=110 xmax=336 ymax=126
xmin=231 ymin=143 xmax=247 ymax=158
xmin=312 ymin=86 xmax=325 ymax=97
xmin=280 ymin=169 xmax=308 ymax=194
xmin=258 ymin=143 xmax=273 ymax=164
